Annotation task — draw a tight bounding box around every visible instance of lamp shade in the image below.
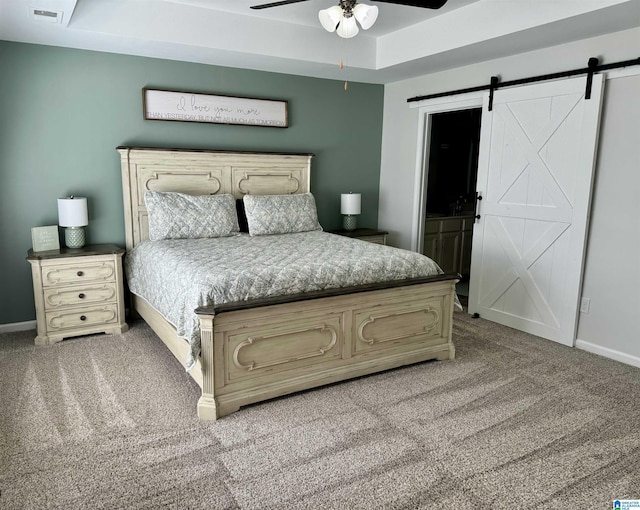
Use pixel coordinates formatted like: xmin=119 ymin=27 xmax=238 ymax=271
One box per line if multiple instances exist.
xmin=341 ymin=193 xmax=361 ymax=215
xmin=336 ymin=15 xmax=359 ymax=38
xmin=319 ymin=5 xmax=342 ymax=32
xmin=353 ymin=4 xmax=378 ymax=30
xmin=57 ymin=197 xmax=88 ymax=227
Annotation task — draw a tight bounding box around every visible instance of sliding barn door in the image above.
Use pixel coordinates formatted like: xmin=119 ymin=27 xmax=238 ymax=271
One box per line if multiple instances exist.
xmin=468 ymin=75 xmax=604 ymax=346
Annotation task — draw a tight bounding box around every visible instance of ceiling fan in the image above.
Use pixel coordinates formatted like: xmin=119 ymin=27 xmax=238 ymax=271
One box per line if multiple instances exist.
xmin=250 ymin=0 xmax=448 ymax=39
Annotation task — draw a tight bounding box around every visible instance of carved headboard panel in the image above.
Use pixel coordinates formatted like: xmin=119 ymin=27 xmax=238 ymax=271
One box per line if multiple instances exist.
xmin=118 ymin=147 xmax=314 ymax=250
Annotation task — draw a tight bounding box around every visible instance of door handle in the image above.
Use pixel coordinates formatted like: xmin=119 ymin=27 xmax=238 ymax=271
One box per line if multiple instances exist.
xmin=474 ymin=192 xmax=483 ymax=222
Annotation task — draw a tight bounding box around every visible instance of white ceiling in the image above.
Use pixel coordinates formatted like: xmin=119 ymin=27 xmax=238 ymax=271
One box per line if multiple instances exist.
xmin=1 ymin=0 xmax=639 ymax=84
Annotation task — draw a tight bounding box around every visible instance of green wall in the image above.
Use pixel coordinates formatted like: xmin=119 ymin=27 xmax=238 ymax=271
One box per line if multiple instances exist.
xmin=0 ymin=41 xmax=384 ymax=325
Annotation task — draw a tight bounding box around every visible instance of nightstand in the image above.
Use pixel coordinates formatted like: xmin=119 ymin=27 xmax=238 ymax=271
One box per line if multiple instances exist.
xmin=329 ymin=228 xmax=388 ymax=245
xmin=27 ymin=244 xmax=128 ymax=345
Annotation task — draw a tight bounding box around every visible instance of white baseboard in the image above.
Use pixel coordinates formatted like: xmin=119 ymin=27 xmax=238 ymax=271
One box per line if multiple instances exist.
xmin=0 ymin=320 xmax=36 ymax=334
xmin=575 ymin=339 xmax=640 ymax=369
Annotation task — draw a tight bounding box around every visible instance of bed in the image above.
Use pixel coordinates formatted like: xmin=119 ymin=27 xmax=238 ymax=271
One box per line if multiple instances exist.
xmin=118 ymin=146 xmax=459 ymax=420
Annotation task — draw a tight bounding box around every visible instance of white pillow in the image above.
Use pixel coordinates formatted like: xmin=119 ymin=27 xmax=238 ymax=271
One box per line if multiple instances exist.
xmin=243 ymin=193 xmax=322 ymax=236
xmin=144 ymin=191 xmax=239 ymax=240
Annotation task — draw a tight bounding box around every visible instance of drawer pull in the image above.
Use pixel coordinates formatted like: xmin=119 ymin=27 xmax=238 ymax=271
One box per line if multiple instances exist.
xmin=78 ymin=293 xmax=86 ymax=299
xmin=77 ymin=271 xmax=84 ymax=277
xmin=80 ymin=315 xmax=87 ymax=321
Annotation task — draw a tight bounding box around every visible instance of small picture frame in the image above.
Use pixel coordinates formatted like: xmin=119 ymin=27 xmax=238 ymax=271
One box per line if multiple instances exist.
xmin=31 ymin=226 xmax=60 ymax=252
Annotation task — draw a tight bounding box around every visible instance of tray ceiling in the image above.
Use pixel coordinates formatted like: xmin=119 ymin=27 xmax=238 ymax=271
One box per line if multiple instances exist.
xmin=1 ymin=0 xmax=639 ymax=83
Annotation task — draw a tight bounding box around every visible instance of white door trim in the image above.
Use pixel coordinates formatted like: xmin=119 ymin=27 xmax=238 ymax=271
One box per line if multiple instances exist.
xmin=410 ymin=92 xmax=484 ymax=253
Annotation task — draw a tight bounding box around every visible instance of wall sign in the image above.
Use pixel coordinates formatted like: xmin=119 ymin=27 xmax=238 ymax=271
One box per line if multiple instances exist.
xmin=142 ymin=88 xmax=288 ymax=128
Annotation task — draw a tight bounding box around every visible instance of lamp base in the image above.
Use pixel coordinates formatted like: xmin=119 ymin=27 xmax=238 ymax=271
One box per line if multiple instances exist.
xmin=65 ymin=227 xmax=85 ymax=248
xmin=343 ymin=215 xmax=357 ymax=231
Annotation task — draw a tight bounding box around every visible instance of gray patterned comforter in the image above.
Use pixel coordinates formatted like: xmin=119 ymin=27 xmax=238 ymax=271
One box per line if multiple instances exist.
xmin=125 ymin=231 xmax=453 ymax=370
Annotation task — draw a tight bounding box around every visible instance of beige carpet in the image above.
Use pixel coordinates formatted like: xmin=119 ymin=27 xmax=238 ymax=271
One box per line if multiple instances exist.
xmin=1 ymin=313 xmax=640 ymax=509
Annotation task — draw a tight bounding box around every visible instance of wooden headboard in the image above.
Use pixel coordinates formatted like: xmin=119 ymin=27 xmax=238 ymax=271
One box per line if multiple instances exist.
xmin=118 ymin=147 xmax=314 ymax=250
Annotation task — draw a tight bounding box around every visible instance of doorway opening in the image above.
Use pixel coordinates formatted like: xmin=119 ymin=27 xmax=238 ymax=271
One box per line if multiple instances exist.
xmin=422 ymin=108 xmax=482 ymax=301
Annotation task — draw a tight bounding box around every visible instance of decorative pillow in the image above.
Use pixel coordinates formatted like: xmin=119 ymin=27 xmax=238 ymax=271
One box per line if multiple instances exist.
xmin=243 ymin=193 xmax=323 ymax=236
xmin=144 ymin=191 xmax=240 ymax=240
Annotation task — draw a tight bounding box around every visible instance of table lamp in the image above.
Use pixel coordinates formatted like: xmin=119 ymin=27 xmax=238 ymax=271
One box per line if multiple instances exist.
xmin=341 ymin=192 xmax=361 ymax=231
xmin=58 ymin=196 xmax=88 ymax=248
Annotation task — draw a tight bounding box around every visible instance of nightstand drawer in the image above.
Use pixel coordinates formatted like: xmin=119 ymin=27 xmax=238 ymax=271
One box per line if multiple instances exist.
xmin=362 ymin=235 xmax=386 ymax=245
xmin=43 ymin=283 xmax=118 ymax=310
xmin=329 ymin=228 xmax=388 ymax=246
xmin=45 ymin=304 xmax=119 ymax=332
xmin=41 ymin=261 xmax=116 ymax=287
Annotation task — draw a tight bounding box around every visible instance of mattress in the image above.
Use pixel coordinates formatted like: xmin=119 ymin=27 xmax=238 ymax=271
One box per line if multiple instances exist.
xmin=125 ymin=231 xmax=451 ymax=370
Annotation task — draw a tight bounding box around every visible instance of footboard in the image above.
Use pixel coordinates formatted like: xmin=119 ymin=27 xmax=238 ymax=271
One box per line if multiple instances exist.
xmin=195 ymin=275 xmax=459 ymax=420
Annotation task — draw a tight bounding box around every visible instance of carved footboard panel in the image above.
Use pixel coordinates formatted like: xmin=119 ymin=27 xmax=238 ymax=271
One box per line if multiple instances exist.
xmin=195 ymin=276 xmax=458 ymax=420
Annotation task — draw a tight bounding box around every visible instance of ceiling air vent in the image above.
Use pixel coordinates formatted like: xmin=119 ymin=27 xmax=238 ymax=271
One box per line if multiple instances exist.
xmin=30 ymin=7 xmax=64 ymax=24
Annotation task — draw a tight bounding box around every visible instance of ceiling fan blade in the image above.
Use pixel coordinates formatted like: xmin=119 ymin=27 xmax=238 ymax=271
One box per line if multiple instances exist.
xmin=250 ymin=0 xmax=310 ymax=9
xmin=371 ymin=0 xmax=448 ymax=9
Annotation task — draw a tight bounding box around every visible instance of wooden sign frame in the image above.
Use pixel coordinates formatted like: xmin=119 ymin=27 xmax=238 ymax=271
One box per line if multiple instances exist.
xmin=142 ymin=88 xmax=288 ymax=128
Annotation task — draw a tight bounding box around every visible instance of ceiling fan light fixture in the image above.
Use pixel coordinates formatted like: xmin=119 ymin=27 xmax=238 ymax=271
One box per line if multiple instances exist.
xmin=318 ymin=5 xmax=342 ymax=32
xmin=336 ymin=14 xmax=359 ymax=38
xmin=353 ymin=4 xmax=378 ymax=30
